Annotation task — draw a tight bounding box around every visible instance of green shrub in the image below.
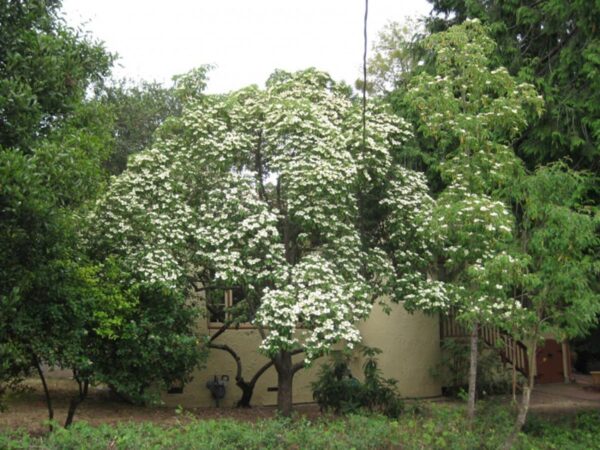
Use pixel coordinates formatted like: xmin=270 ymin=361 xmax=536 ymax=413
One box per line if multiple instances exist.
xmin=432 ymin=339 xmax=523 ymax=398
xmin=311 ymin=347 xmax=404 ymax=418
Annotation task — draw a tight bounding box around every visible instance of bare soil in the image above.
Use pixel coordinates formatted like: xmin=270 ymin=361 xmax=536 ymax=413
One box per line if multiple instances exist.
xmin=0 ymin=378 xmax=322 ymax=434
xmin=3 ymin=376 xmax=600 ymax=435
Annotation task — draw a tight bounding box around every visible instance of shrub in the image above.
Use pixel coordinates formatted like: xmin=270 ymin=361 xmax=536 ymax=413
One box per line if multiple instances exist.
xmin=431 ymin=339 xmax=522 ymax=398
xmin=311 ymin=347 xmax=403 ymax=417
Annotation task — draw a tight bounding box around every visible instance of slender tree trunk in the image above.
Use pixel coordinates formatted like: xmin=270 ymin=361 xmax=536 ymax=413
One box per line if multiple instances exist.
xmin=64 ymin=374 xmax=89 ymax=428
xmin=503 ymin=338 xmax=537 ymax=450
xmin=512 ymin=347 xmax=517 ymax=404
xmin=561 ymin=340 xmax=570 ymax=384
xmin=467 ymin=321 xmax=479 ymax=423
xmin=33 ymin=355 xmax=54 ymax=430
xmin=210 ymin=341 xmax=266 ymax=408
xmin=275 ymin=351 xmax=294 ymax=417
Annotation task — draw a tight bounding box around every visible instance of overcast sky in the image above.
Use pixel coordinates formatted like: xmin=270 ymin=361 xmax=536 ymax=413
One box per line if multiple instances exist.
xmin=62 ymin=0 xmax=431 ymax=93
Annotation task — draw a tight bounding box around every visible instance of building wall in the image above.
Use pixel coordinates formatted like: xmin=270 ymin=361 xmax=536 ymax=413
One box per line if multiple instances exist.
xmin=163 ymin=299 xmax=442 ymax=407
xmin=354 ymin=302 xmax=442 ymax=398
xmin=161 ymin=313 xmax=322 ymax=408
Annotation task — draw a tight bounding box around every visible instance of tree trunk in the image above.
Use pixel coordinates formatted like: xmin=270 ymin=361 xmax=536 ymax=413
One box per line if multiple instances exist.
xmin=236 ymin=381 xmax=254 ymax=408
xmin=467 ymin=321 xmax=479 ymax=423
xmin=236 ymin=357 xmax=277 ymax=408
xmin=33 ymin=355 xmax=54 ymax=430
xmin=561 ymin=340 xmax=570 ymax=384
xmin=512 ymin=349 xmax=517 ymax=404
xmin=502 ymin=338 xmax=537 ymax=450
xmin=210 ymin=335 xmax=303 ymax=408
xmin=64 ymin=375 xmax=89 ymax=428
xmin=275 ymin=351 xmax=294 ymax=417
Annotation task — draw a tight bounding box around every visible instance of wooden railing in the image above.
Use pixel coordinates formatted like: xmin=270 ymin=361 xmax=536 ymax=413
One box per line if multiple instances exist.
xmin=440 ymin=311 xmax=529 ymax=377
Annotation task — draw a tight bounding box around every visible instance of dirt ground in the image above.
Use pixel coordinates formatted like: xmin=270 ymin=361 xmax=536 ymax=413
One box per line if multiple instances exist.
xmin=0 ymin=378 xmax=323 ymax=434
xmin=528 ymin=373 xmax=600 ymax=413
xmin=2 ymin=375 xmax=599 ymax=434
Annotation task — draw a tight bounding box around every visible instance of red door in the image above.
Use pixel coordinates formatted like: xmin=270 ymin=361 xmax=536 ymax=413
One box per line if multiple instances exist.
xmin=536 ymin=339 xmax=569 ymax=384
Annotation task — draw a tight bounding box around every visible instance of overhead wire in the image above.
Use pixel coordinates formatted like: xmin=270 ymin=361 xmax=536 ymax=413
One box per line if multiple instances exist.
xmin=362 ymin=0 xmax=369 ymax=152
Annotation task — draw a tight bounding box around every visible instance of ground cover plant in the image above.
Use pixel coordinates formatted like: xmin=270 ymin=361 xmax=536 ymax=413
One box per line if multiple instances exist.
xmin=0 ymin=403 xmax=598 ymax=449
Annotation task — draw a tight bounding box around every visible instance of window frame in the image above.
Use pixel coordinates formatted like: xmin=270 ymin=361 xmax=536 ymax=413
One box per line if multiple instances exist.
xmin=207 ymin=288 xmax=255 ymax=329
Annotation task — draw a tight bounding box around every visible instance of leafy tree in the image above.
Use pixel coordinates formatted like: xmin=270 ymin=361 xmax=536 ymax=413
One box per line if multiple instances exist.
xmin=503 ymin=164 xmax=600 ymax=447
xmin=363 ymin=17 xmax=425 ymax=95
xmin=0 ymin=5 xmax=114 ymax=413
xmin=425 ymin=0 xmax=600 ymax=182
xmin=376 ymin=16 xmax=599 ymax=440
xmin=399 ymin=20 xmax=542 ymax=422
xmin=96 ymin=79 xmax=183 ymax=175
xmin=64 ymin=259 xmax=204 ymax=418
xmin=0 ymin=0 xmax=113 ymax=151
xmin=0 ymin=1 xmax=205 ymax=426
xmin=87 ymin=68 xmax=417 ymax=415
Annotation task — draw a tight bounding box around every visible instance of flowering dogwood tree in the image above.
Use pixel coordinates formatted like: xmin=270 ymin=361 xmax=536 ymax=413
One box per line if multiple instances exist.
xmin=401 ymin=20 xmax=543 ymax=420
xmin=88 ymin=69 xmax=416 ymax=414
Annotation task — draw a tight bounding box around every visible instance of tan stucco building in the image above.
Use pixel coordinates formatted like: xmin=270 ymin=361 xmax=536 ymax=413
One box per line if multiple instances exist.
xmin=162 ymin=298 xmax=442 ymax=408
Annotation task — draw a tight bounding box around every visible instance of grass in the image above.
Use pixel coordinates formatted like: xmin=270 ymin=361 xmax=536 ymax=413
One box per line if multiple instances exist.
xmin=0 ymin=402 xmax=599 ymax=449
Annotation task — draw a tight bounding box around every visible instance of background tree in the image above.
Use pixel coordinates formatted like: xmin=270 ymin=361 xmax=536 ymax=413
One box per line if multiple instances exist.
xmin=425 ymin=0 xmax=600 ymax=185
xmin=96 ymin=79 xmax=184 ymax=175
xmin=0 ymin=0 xmax=114 ymax=413
xmin=374 ymin=14 xmax=599 ymax=438
xmin=362 ymin=17 xmax=426 ymax=96
xmin=0 ymin=1 xmax=206 ymax=425
xmin=0 ymin=0 xmax=113 ymax=151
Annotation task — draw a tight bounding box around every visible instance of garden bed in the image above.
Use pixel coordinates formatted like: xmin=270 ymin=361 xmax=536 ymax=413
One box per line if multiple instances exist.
xmin=2 ymin=378 xmax=600 ymax=449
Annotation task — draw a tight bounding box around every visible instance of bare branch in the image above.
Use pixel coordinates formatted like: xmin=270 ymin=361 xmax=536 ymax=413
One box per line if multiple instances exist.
xmin=208 ymin=320 xmax=232 ymax=343
xmin=209 ymin=343 xmax=243 ymax=382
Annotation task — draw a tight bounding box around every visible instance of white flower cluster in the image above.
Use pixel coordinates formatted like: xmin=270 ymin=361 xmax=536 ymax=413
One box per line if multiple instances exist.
xmin=255 ymin=254 xmax=368 ymax=362
xmin=86 ymin=144 xmax=194 ymax=288
xmin=381 ymin=166 xmax=452 ymax=312
xmin=192 ymin=174 xmax=287 ymax=288
xmin=88 ymin=69 xmax=418 ymax=362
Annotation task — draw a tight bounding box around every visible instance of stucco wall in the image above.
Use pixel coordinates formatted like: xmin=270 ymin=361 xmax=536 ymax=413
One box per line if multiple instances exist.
xmin=163 ymin=300 xmax=442 ymax=407
xmin=162 ymin=317 xmax=322 ymax=408
xmin=354 ymin=302 xmax=442 ymax=398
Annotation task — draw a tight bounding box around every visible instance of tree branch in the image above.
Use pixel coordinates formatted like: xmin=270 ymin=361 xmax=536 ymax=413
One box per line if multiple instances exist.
xmin=209 ymin=343 xmax=243 ymax=382
xmin=249 ymin=349 xmax=304 ymax=385
xmin=255 ymin=129 xmax=268 ymax=202
xmin=208 ymin=320 xmax=232 ymax=343
xmin=536 ymin=27 xmax=578 ymax=76
xmin=249 ymin=359 xmax=276 ymax=386
xmin=292 ymin=360 xmax=305 ymax=375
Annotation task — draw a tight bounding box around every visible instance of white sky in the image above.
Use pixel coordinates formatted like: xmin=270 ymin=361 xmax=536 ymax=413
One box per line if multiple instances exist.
xmin=62 ymin=0 xmax=431 ymax=93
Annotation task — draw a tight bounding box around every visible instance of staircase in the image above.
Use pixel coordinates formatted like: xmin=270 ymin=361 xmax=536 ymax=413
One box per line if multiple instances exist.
xmin=440 ymin=311 xmax=529 ymax=377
